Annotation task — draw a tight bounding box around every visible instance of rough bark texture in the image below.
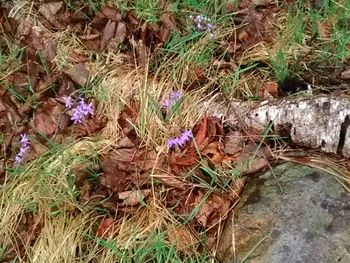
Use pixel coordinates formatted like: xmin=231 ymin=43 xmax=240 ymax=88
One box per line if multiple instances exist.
xmin=200 ymin=94 xmax=350 ymax=158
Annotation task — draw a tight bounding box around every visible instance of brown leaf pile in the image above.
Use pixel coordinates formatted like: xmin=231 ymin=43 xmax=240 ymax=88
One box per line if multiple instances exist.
xmin=0 ymin=7 xmax=106 ymax=168
xmin=33 ymin=1 xmax=176 ymax=66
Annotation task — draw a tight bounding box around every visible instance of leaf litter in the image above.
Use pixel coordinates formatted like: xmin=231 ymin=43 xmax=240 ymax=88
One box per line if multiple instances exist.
xmin=1 ymin=0 xmax=348 ymax=260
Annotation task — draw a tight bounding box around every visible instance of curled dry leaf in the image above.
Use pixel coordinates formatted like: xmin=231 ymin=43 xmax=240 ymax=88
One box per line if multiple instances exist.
xmin=195 ymin=192 xmax=231 ymax=229
xmin=0 ymin=97 xmax=16 ymax=150
xmin=64 ymin=63 xmax=91 ymax=87
xmin=195 ymin=115 xmax=208 ymax=146
xmin=340 ymin=68 xmax=350 ymax=80
xmin=168 ymin=226 xmax=197 ymax=253
xmin=202 ymin=141 xmax=226 ymax=165
xmin=100 ymin=147 xmax=156 ymax=192
xmin=239 ymin=0 xmax=275 ymax=9
xmin=118 ymin=189 xmax=151 ymax=206
xmin=158 ymin=12 xmax=177 ymax=43
xmin=99 ymin=170 xmax=129 ymax=193
xmin=108 ymin=22 xmax=126 ymax=50
xmin=102 ymin=148 xmax=157 ymax=172
xmin=259 ymin=81 xmax=279 ymax=98
xmin=38 ymin=1 xmax=64 ymax=28
xmin=101 ymin=20 xmax=116 ymax=49
xmin=101 ymin=5 xmax=122 ymax=22
xmin=96 ymin=218 xmax=115 ymax=239
xmin=317 ymin=16 xmax=333 ymax=41
xmin=224 ymin=130 xmax=245 ymax=155
xmin=152 ymin=173 xmax=188 ymax=191
xmin=32 ymin=100 xmax=69 ymax=137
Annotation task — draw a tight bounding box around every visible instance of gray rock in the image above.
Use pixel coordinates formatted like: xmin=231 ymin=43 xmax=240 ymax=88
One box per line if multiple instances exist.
xmin=217 ymin=163 xmax=350 ymax=263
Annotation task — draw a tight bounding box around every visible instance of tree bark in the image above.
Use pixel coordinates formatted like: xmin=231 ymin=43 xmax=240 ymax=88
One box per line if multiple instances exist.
xmin=200 ymin=94 xmax=350 ymax=158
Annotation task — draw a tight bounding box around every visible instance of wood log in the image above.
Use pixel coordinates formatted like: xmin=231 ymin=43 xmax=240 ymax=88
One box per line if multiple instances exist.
xmin=200 ymin=94 xmax=350 ymax=158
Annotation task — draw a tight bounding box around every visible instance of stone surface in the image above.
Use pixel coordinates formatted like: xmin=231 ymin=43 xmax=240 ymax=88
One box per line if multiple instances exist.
xmin=217 ymin=163 xmax=350 ymax=263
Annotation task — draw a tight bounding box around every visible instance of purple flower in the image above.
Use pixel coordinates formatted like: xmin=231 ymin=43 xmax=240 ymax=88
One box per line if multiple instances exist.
xmin=15 ymin=133 xmax=30 ymax=165
xmin=167 ymin=129 xmax=193 ymax=150
xmin=63 ymin=96 xmax=93 ymax=124
xmin=20 ymin=134 xmax=29 ymax=147
xmin=162 ymin=91 xmax=182 ymax=111
xmin=190 ymin=15 xmax=215 ymax=36
xmin=63 ymin=96 xmax=73 ymax=109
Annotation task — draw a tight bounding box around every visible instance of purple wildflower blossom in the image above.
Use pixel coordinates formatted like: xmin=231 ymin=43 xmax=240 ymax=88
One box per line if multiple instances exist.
xmin=190 ymin=15 xmax=215 ymax=36
xmin=20 ymin=133 xmax=29 ymax=146
xmin=15 ymin=133 xmax=30 ymax=165
xmin=162 ymin=91 xmax=182 ymax=111
xmin=63 ymin=96 xmax=93 ymax=124
xmin=63 ymin=96 xmax=73 ymax=109
xmin=167 ymin=129 xmax=193 ymax=150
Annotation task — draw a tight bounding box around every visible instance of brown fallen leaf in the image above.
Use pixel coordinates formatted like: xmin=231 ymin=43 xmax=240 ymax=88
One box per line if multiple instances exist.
xmin=152 ymin=173 xmax=188 ymax=190
xmin=212 ymin=59 xmax=238 ymax=71
xmin=38 ymin=1 xmax=64 ymax=29
xmin=195 ymin=192 xmax=231 ymax=229
xmin=42 ymin=38 xmax=57 ymax=61
xmin=32 ymin=99 xmax=70 ymax=137
xmin=101 ymin=19 xmax=116 ymax=49
xmin=158 ymin=12 xmax=177 ymax=43
xmin=317 ymin=16 xmax=333 ymax=41
xmin=239 ymin=0 xmax=275 ymax=9
xmin=96 ymin=218 xmax=115 ymax=239
xmin=64 ymin=63 xmax=91 ymax=86
xmin=33 ymin=112 xmax=56 ymax=137
xmin=101 ymin=5 xmax=122 ymax=22
xmin=169 ymin=152 xmax=200 ymax=168
xmin=195 ymin=115 xmax=208 ymax=146
xmin=224 ymin=131 xmax=245 ymax=155
xmin=194 ymin=66 xmax=206 ymax=81
xmin=340 ymin=68 xmax=350 ymax=80
xmin=202 ymin=141 xmax=226 ymax=165
xmin=168 ymin=226 xmax=197 ymax=253
xmin=102 ymin=148 xmax=157 ymax=172
xmin=108 ymin=22 xmax=126 ymax=50
xmin=259 ymin=81 xmax=279 ymax=98
xmin=99 ymin=170 xmax=130 ymax=193
xmin=118 ymin=189 xmax=151 ymax=206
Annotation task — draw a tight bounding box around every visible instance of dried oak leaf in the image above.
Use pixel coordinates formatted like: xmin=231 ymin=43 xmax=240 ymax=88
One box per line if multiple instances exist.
xmin=157 ymin=12 xmax=177 ymax=43
xmin=38 ymin=1 xmax=64 ymax=29
xmin=168 ymin=226 xmax=197 ymax=253
xmin=32 ymin=100 xmax=69 ymax=137
xmin=96 ymin=218 xmax=115 ymax=239
xmin=195 ymin=115 xmax=208 ymax=146
xmin=70 ymin=117 xmax=107 ymax=137
xmin=340 ymin=68 xmax=350 ymax=80
xmin=259 ymin=81 xmax=279 ymax=98
xmin=80 ymin=34 xmax=101 ymax=51
xmin=101 ymin=5 xmax=122 ymax=22
xmin=108 ymin=22 xmax=127 ymax=50
xmin=317 ymin=16 xmax=333 ymax=41
xmin=118 ymin=189 xmax=151 ymax=206
xmin=202 ymin=141 xmax=226 ymax=165
xmin=90 ymin=11 xmax=109 ymax=32
xmin=100 ymin=148 xmax=155 ymax=192
xmin=152 ymin=173 xmax=188 ymax=191
xmin=103 ymin=148 xmax=157 ymax=172
xmin=64 ymin=63 xmax=91 ymax=87
xmin=99 ymin=170 xmax=131 ymax=192
xmin=195 ymin=192 xmax=231 ymax=229
xmin=239 ymin=0 xmax=275 ymax=9
xmin=101 ymin=19 xmax=116 ymax=49
xmin=74 ymin=162 xmax=99 ymax=187
xmin=0 ymin=105 xmax=14 ymax=150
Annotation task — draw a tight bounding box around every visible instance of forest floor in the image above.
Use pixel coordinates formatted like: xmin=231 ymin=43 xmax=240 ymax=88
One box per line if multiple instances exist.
xmin=0 ymin=0 xmax=350 ymax=262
